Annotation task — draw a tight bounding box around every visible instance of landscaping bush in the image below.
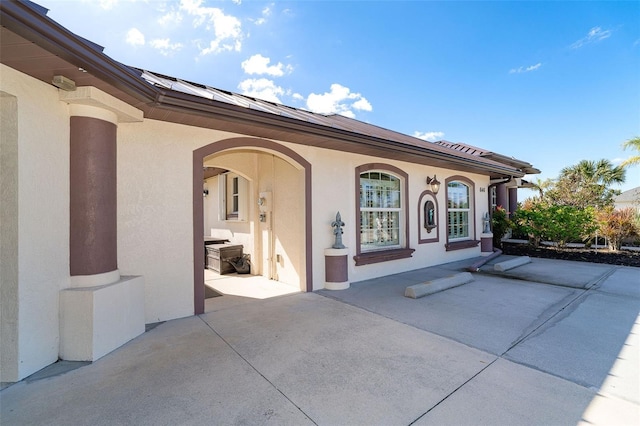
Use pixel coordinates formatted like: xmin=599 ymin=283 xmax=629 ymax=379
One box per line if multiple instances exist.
xmin=513 ymin=201 xmax=596 ymax=248
xmin=491 ymin=206 xmax=512 ymax=248
xmin=513 ymin=200 xmax=550 ymax=247
xmin=596 ymin=207 xmax=639 ymax=251
xmin=545 ymin=205 xmax=596 ymax=247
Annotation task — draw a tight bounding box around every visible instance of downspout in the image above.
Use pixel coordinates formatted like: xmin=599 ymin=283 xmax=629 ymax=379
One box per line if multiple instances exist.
xmin=467 ymin=248 xmax=502 ymax=272
xmin=487 ymin=176 xmax=514 ymax=216
xmin=488 ymin=176 xmax=513 ymax=197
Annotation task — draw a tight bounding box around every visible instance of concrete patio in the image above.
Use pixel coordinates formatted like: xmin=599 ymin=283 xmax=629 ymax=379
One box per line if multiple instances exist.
xmin=1 ymin=256 xmax=638 ymax=425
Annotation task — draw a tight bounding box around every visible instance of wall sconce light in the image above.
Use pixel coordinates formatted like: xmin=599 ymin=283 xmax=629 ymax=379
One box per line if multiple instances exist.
xmin=426 ymin=175 xmax=441 ymax=194
xmin=203 ymin=189 xmax=209 ymax=197
xmin=52 ymin=75 xmax=76 ymax=91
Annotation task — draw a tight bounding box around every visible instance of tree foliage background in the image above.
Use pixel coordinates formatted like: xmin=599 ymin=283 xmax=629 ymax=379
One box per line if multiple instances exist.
xmin=513 ymin=150 xmax=639 ymax=250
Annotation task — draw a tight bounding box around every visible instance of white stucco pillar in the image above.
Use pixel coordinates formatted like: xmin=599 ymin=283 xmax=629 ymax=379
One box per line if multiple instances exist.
xmin=58 ymin=87 xmax=146 ymax=361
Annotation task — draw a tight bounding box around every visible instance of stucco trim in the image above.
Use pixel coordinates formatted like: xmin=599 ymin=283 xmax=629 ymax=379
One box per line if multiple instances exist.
xmin=61 ymin=86 xmax=143 ymax=123
xmin=193 ymin=137 xmax=312 ymax=315
xmin=418 ymin=190 xmax=439 ymax=244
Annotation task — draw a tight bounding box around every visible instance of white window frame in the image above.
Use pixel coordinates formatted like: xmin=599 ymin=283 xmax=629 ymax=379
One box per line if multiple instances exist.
xmin=447 ymin=180 xmax=471 ymax=241
xmin=359 ymin=170 xmax=404 ymax=252
xmin=218 ymin=172 xmax=248 ymax=222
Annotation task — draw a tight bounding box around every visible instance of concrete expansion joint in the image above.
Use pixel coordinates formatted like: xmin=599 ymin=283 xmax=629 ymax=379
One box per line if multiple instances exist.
xmin=196 ymin=316 xmax=318 ymax=425
xmin=585 ymin=265 xmax=619 ymax=291
xmin=408 ymin=356 xmax=501 ymax=425
xmin=504 ymin=289 xmax=591 ymax=354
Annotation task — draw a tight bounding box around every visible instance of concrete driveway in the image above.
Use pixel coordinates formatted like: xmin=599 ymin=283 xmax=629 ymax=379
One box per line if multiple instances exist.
xmin=1 ymin=257 xmax=638 ymax=425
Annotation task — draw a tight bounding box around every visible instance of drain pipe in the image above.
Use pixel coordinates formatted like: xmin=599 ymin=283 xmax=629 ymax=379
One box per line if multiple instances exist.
xmin=467 ymin=248 xmax=502 ymax=272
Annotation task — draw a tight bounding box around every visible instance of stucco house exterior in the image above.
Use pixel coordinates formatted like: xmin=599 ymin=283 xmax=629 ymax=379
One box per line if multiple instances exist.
xmin=0 ymin=0 xmax=539 ymax=383
xmin=614 ymin=187 xmax=640 ymax=212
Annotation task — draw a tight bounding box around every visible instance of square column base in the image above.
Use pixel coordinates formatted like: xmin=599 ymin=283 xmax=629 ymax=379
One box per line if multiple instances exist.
xmin=480 ymin=232 xmax=494 ymax=256
xmin=59 ymin=275 xmax=145 ymax=361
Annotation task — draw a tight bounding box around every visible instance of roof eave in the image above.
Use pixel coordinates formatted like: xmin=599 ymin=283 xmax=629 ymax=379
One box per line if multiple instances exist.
xmin=0 ymin=0 xmax=157 ymax=103
xmin=154 ymin=89 xmax=524 ymax=178
xmin=1 ymin=0 xmax=525 ymax=179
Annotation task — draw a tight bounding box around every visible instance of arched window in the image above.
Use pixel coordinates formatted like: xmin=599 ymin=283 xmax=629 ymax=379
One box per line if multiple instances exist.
xmin=445 ymin=177 xmax=479 ymax=251
xmin=447 ymin=181 xmax=470 ymax=240
xmin=360 ymin=171 xmax=402 ymax=250
xmin=354 ymin=164 xmax=414 ymax=265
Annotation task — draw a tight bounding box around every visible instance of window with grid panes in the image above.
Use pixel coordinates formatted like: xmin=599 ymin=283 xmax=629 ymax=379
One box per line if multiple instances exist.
xmin=359 ymin=171 xmax=402 ymax=251
xmin=447 ymin=181 xmax=470 ymax=240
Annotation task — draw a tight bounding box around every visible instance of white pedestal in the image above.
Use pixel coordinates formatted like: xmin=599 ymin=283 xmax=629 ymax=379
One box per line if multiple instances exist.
xmin=59 ymin=275 xmax=145 ymax=361
xmin=325 ymin=281 xmax=350 ymax=290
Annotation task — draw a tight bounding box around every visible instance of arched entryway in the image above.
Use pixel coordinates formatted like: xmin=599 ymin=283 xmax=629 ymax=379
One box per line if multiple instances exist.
xmin=193 ymin=138 xmax=312 ymax=314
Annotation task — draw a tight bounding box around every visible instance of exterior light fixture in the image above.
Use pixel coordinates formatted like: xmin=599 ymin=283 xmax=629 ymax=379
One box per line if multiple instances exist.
xmin=203 ymin=189 xmax=209 ymax=197
xmin=52 ymin=75 xmax=76 ymax=91
xmin=426 ymin=175 xmax=440 ymax=194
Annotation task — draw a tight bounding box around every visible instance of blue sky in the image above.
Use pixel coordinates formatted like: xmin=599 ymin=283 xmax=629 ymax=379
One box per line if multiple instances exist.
xmin=43 ymin=0 xmax=640 ymax=196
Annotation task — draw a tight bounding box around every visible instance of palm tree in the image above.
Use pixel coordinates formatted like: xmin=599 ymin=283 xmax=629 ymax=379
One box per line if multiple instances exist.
xmin=559 ymin=159 xmax=625 ymax=187
xmin=529 ymin=178 xmax=554 ymax=198
xmin=552 ymin=159 xmax=626 ymax=209
xmin=621 ymin=136 xmax=640 ymax=168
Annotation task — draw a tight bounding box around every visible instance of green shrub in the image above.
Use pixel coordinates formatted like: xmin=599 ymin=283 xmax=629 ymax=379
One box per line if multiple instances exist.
xmin=544 ymin=205 xmax=596 ymax=247
xmin=491 ymin=206 xmax=512 ymax=248
xmin=513 ymin=201 xmax=549 ymax=247
xmin=513 ymin=201 xmax=596 ymax=247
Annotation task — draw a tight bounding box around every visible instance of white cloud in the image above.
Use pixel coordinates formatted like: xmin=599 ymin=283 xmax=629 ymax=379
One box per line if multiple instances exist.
xmin=238 ymin=78 xmax=284 ymax=103
xmin=414 ymin=131 xmax=444 ymax=141
xmin=306 ymin=84 xmax=372 ymax=118
xmin=125 ymin=28 xmax=145 ymax=46
xmin=509 ymin=62 xmax=542 ymax=74
xmin=158 ymin=10 xmax=183 ymax=26
xmin=150 ymin=38 xmax=184 ymax=56
xmin=292 ymin=93 xmax=304 ymax=101
xmin=98 ymin=0 xmax=118 ymax=10
xmin=570 ymin=26 xmax=612 ymax=49
xmin=352 ymin=98 xmax=372 ymax=112
xmin=180 ymin=0 xmax=243 ymax=55
xmin=241 ymin=54 xmax=289 ymax=76
xmin=251 ymin=4 xmax=272 ymax=25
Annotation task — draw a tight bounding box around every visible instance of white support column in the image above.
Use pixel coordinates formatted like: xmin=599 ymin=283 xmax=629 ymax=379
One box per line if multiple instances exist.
xmin=59 ymin=87 xmax=145 ymax=361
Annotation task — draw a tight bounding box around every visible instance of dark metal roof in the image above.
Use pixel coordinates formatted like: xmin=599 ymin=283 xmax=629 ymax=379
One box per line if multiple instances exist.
xmin=434 ymin=141 xmax=541 ymax=175
xmin=0 ymin=0 xmax=539 ymax=179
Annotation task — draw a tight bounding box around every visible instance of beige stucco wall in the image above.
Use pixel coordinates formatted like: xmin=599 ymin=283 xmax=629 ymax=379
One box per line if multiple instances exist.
xmin=118 ymin=116 xmax=490 ymax=323
xmin=293 ymin=143 xmax=490 ymax=285
xmin=204 ymin=154 xmax=258 ymax=276
xmin=119 ymin=126 xmax=308 ymax=322
xmin=2 ymin=62 xmax=492 ymax=381
xmin=202 ymin=151 xmax=304 ymax=287
xmin=0 ymin=64 xmax=70 ymax=381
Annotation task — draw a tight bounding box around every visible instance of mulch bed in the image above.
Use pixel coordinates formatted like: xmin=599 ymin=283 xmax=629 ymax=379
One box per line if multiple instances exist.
xmin=501 ymin=242 xmax=640 ymax=268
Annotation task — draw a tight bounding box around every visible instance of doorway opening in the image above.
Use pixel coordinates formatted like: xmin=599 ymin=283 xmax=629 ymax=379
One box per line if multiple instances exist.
xmin=193 ymin=138 xmax=312 ymax=314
